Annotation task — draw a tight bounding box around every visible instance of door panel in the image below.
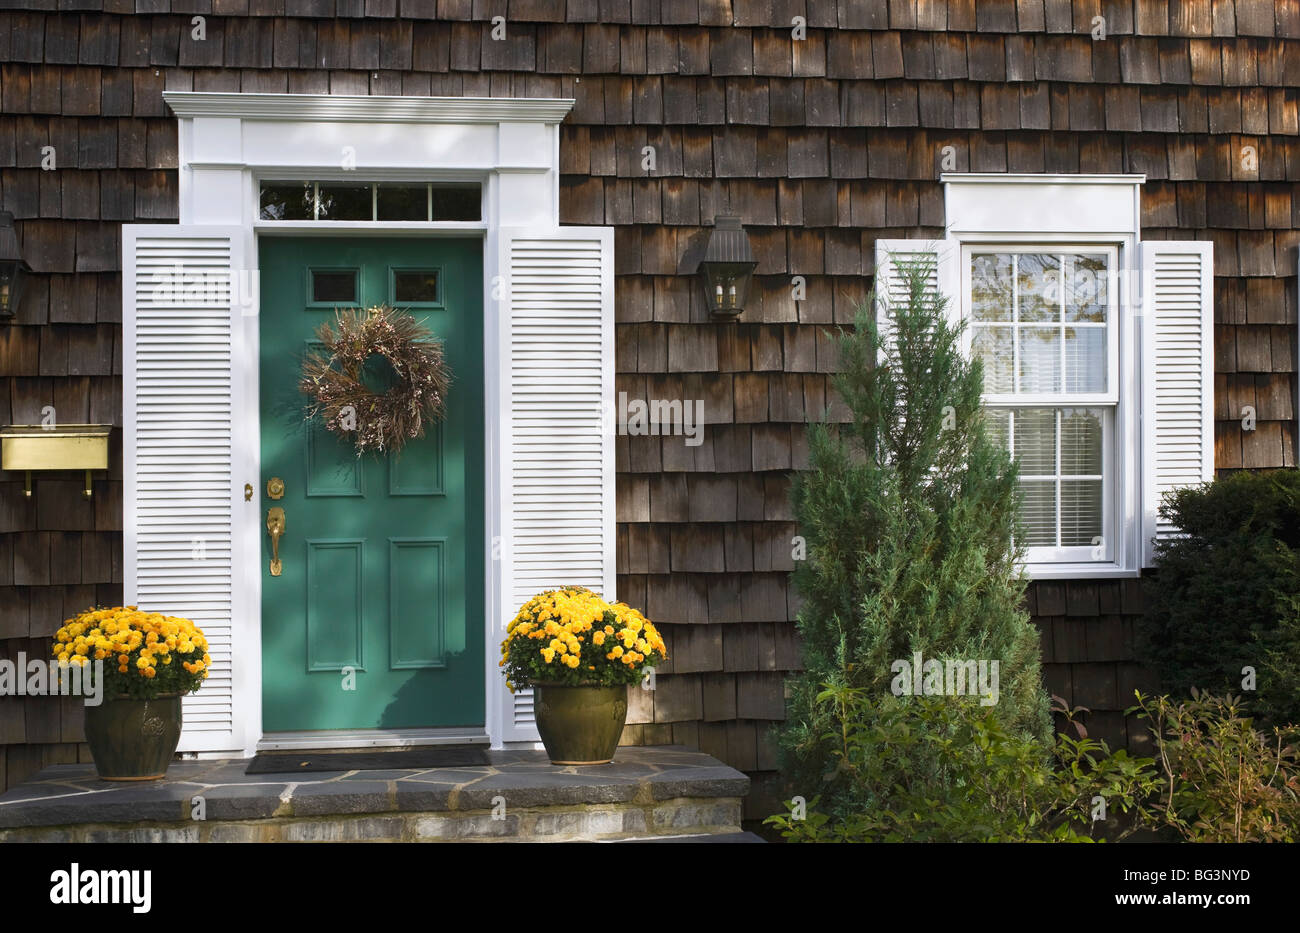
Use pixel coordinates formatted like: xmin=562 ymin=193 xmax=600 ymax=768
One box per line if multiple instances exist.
xmin=259 ymin=237 xmax=484 ymax=732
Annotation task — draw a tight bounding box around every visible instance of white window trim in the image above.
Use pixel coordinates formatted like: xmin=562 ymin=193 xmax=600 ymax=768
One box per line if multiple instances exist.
xmin=942 ymin=175 xmax=1146 ymax=580
xmin=961 ymin=242 xmax=1120 ymax=566
xmin=154 ymin=92 xmax=585 ymax=756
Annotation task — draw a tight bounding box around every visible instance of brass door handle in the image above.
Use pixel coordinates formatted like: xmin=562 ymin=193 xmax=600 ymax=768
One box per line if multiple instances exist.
xmin=266 ymin=507 xmax=285 ymax=577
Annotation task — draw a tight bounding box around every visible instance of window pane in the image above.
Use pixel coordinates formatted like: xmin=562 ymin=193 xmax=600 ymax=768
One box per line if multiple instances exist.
xmin=1063 ymin=326 xmax=1106 ymax=393
xmin=984 ymin=408 xmax=1009 ymax=450
xmin=1019 ymin=481 xmax=1057 ymax=546
xmin=1064 ymin=254 xmax=1108 ymax=323
xmin=260 ymin=182 xmax=314 ymax=220
xmin=1016 ymin=254 xmax=1059 ymax=323
xmin=377 ymin=184 xmax=428 ymax=221
xmin=312 ymin=270 xmax=357 ymax=304
xmin=989 ymin=405 xmax=1108 ymax=553
xmin=317 ymin=183 xmax=373 ymax=220
xmin=393 ymin=270 xmax=439 ymax=303
xmin=971 ymin=326 xmax=1013 ymax=393
xmin=1061 ymin=480 xmax=1102 ymax=546
xmin=1013 ymin=408 xmax=1056 ymax=476
xmin=1017 ymin=326 xmax=1061 ymax=393
xmin=971 ymin=253 xmax=1013 ymax=322
xmin=1060 ymin=408 xmax=1103 ymax=475
xmin=431 ymin=186 xmax=481 ymax=221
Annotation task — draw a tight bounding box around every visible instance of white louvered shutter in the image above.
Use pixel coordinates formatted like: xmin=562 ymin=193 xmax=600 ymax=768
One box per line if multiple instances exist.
xmin=123 ymin=225 xmax=247 ymax=753
xmin=872 ymin=239 xmax=959 ymax=364
xmin=499 ymin=227 xmax=615 ymax=742
xmin=1140 ymin=240 xmax=1215 ymax=567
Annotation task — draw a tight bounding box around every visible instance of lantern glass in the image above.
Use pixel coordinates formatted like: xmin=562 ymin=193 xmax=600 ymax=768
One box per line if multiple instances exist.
xmin=701 ymin=261 xmax=755 ymax=317
xmin=0 ymin=261 xmax=27 ymax=319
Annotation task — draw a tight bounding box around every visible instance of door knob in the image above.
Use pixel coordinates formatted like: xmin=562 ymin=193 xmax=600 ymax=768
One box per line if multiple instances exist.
xmin=266 ymin=506 xmax=285 ymax=577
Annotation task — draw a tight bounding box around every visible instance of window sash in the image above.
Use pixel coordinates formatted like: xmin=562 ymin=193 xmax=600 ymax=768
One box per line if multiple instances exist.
xmin=986 ymin=405 xmax=1115 ymax=563
xmin=965 ymin=243 xmax=1120 ymax=565
xmin=962 ymin=244 xmax=1120 ymax=407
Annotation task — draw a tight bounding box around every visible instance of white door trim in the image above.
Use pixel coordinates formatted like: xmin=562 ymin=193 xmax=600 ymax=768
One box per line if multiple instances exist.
xmin=164 ymin=92 xmax=575 ymax=757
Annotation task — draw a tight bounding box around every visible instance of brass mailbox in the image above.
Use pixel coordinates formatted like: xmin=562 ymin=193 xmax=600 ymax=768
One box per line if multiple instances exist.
xmin=0 ymin=424 xmax=111 ymax=498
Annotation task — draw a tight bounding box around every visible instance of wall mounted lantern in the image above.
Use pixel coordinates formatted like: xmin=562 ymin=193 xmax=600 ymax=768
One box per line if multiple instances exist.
xmin=0 ymin=211 xmax=30 ymax=320
xmin=699 ymin=216 xmax=757 ymax=321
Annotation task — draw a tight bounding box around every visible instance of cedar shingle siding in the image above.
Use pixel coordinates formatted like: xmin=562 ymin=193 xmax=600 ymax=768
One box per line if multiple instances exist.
xmin=1 ymin=3 xmax=1297 ymax=813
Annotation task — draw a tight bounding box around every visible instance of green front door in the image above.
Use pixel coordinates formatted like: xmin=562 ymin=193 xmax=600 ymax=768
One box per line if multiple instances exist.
xmin=259 ymin=237 xmax=484 ymax=732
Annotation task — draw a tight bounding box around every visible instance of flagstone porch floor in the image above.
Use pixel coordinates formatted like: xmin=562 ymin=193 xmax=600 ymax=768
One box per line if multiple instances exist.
xmin=0 ymin=745 xmax=758 ymax=842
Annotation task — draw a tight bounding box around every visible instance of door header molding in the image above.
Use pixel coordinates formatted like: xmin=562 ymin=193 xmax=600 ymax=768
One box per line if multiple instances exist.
xmin=164 ymin=92 xmax=576 ymax=125
xmin=170 ymin=91 xmax=564 ymax=227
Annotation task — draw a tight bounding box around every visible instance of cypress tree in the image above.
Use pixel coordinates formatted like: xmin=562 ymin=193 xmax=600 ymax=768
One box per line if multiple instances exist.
xmin=776 ymin=253 xmax=1052 ymax=811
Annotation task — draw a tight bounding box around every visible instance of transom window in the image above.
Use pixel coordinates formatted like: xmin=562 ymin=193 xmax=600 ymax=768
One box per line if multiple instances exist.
xmin=964 ymin=246 xmax=1118 ymax=563
xmin=259 ymin=181 xmax=481 ymax=222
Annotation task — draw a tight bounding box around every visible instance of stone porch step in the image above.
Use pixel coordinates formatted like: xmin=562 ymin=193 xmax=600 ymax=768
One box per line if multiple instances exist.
xmin=618 ymin=830 xmax=766 ymax=843
xmin=0 ymin=745 xmax=749 ymax=843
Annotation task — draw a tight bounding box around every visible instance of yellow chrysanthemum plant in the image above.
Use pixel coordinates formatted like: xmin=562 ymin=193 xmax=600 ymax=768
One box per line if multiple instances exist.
xmin=500 ymin=587 xmax=666 ymax=691
xmin=51 ymin=606 xmax=212 ymax=700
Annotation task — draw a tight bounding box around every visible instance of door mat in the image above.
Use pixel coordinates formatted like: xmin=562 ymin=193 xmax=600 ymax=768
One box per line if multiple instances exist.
xmin=245 ymin=745 xmax=492 ymax=774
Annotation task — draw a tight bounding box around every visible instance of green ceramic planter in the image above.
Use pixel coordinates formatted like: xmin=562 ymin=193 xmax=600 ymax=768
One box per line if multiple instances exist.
xmin=533 ymin=684 xmax=629 ymax=765
xmin=83 ymin=694 xmax=183 ymax=782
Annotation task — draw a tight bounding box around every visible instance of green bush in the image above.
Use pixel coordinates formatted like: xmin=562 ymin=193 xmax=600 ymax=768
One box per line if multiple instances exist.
xmin=1136 ymin=469 xmax=1300 ymax=727
xmin=1133 ymin=689 xmax=1300 ymax=842
xmin=765 ymin=689 xmax=1160 ymax=843
xmin=767 ymin=687 xmax=1300 ymax=843
xmin=773 ymin=254 xmax=1051 ymax=822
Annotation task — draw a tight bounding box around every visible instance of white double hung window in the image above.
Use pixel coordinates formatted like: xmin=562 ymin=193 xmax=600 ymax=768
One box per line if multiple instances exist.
xmin=966 ymin=247 xmax=1117 ymax=563
xmin=876 ymin=175 xmax=1215 ymax=579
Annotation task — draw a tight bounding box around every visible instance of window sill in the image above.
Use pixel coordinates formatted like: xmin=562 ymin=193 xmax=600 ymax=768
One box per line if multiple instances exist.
xmin=1021 ymin=562 xmax=1141 ymax=581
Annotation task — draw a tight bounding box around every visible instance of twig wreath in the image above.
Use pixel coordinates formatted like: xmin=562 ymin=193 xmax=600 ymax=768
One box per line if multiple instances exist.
xmin=299 ymin=304 xmax=451 ymax=456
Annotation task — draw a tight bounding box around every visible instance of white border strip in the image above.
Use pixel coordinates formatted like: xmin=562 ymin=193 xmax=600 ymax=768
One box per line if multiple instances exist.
xmin=164 ymin=92 xmax=575 ymax=124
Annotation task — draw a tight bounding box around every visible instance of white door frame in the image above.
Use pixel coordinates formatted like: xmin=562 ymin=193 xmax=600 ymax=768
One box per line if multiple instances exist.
xmin=163 ymin=92 xmax=575 ymax=756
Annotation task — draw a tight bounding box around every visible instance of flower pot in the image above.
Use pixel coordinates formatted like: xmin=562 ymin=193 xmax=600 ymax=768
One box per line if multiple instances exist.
xmin=533 ymin=683 xmax=629 ymax=765
xmin=83 ymin=694 xmax=183 ymax=781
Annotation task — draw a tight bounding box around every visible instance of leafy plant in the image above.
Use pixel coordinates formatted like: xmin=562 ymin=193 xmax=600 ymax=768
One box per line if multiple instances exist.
xmin=774 ymin=252 xmax=1051 ymax=821
xmin=1133 ymin=689 xmax=1300 ymax=842
xmin=769 ymin=686 xmax=1300 ymax=843
xmin=765 ymin=688 xmax=1159 ymax=842
xmin=1136 ymin=469 xmax=1300 ymax=728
